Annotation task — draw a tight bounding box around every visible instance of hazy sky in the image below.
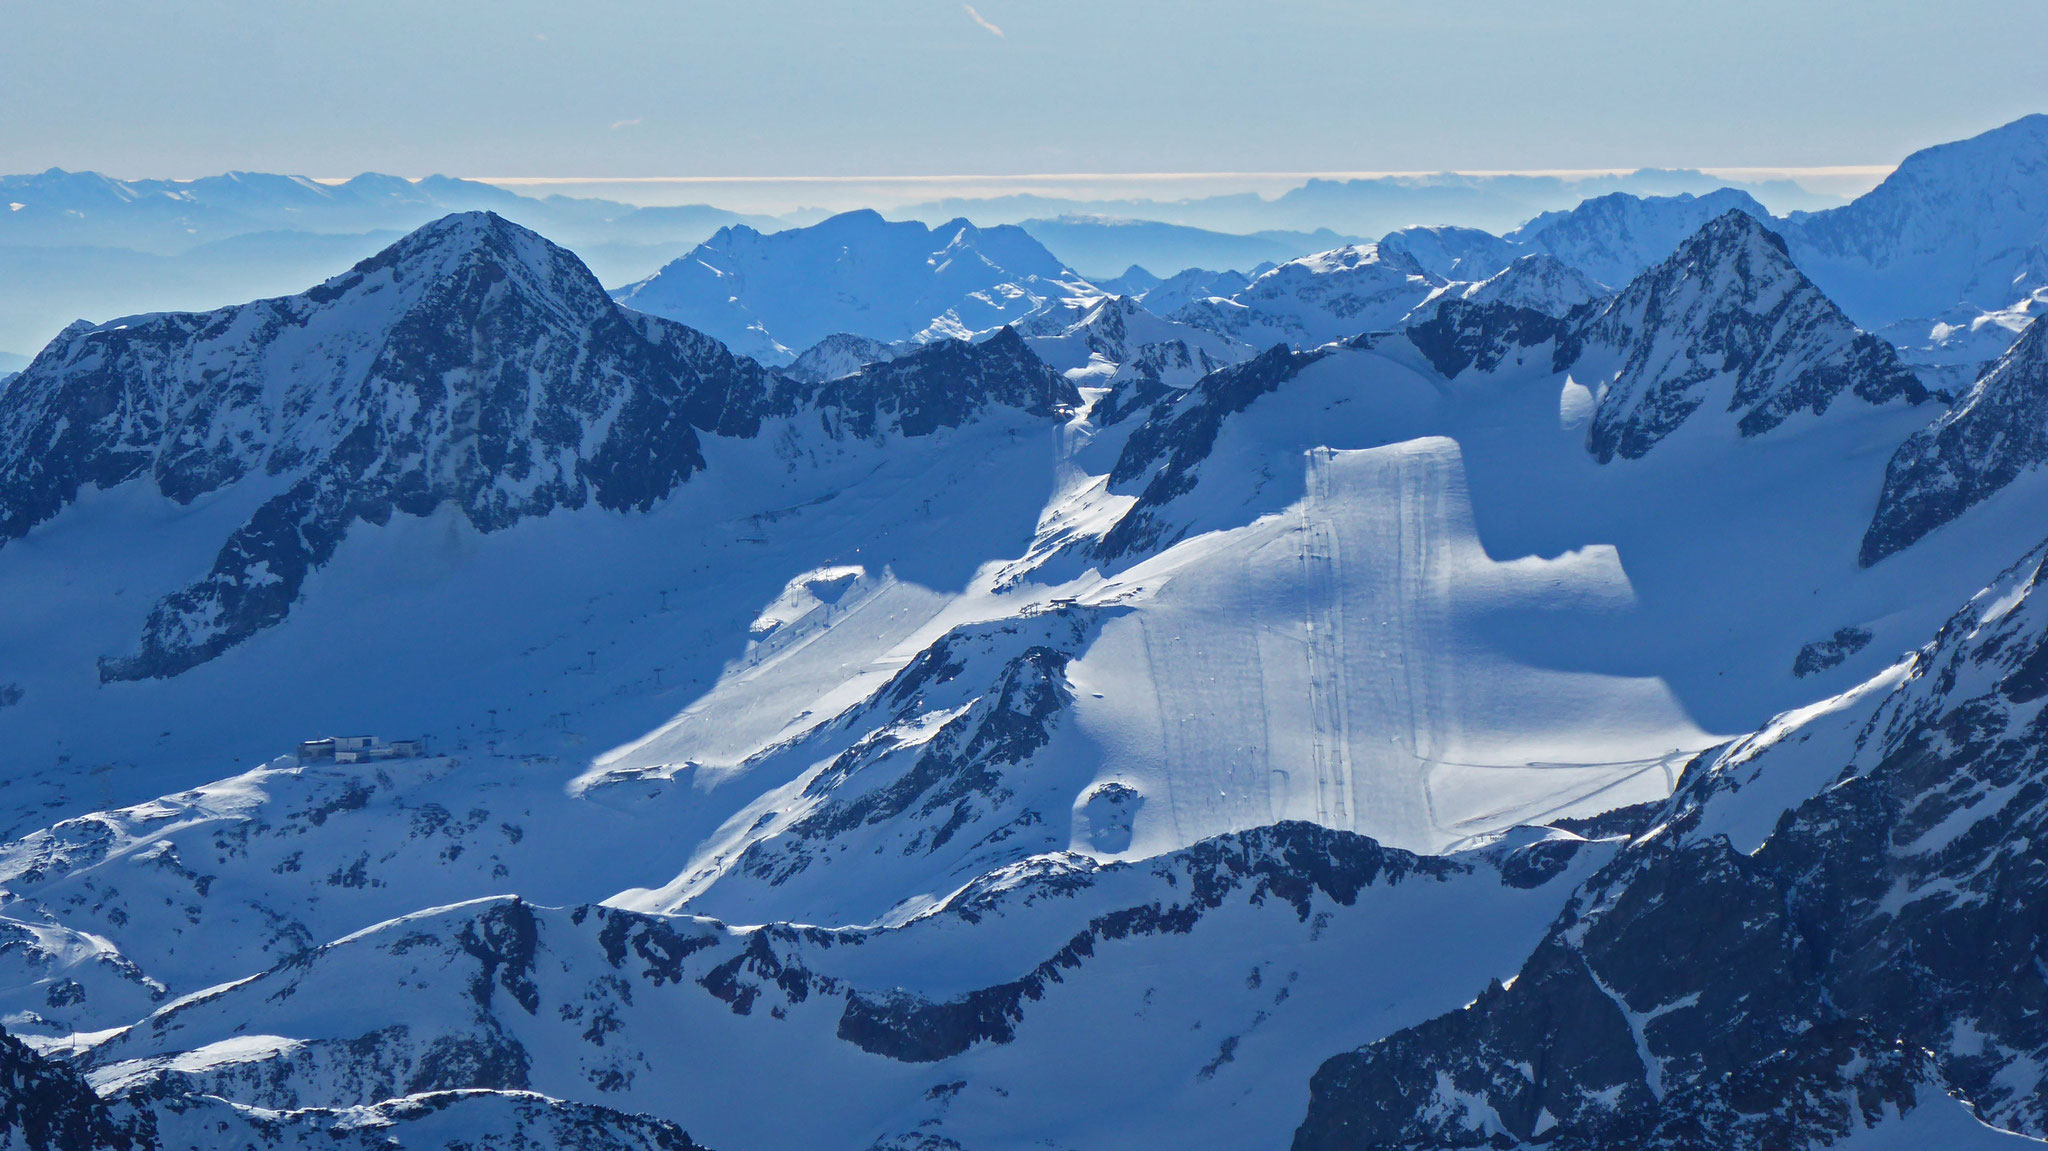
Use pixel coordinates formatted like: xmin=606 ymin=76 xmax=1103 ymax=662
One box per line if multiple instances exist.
xmin=3 ymin=0 xmax=2044 ymax=182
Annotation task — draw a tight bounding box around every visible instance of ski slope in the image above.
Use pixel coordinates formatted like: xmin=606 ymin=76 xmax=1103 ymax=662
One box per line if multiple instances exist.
xmin=1067 ymin=438 xmax=1705 ymax=857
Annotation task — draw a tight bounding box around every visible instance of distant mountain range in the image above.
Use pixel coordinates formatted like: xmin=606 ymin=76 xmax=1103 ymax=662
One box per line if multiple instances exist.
xmin=1014 ymin=216 xmax=1354 ymax=279
xmin=0 ymin=170 xmax=778 ymax=360
xmin=0 ymin=168 xmax=772 ymax=256
xmin=894 ymin=165 xmax=1848 ymax=236
xmin=3 ymin=116 xmax=2041 ymax=375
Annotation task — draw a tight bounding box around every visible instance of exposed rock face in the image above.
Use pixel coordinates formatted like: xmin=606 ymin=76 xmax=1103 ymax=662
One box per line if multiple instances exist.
xmin=1294 ymin=537 xmax=2048 ymax=1150
xmin=0 ymin=214 xmax=1078 ymax=681
xmin=810 ymin=327 xmax=1079 ymax=441
xmin=1863 ymin=318 xmax=2048 ymax=565
xmin=1019 ymin=293 xmax=1253 ymax=391
xmin=1568 ymin=210 xmax=1926 ymax=463
xmin=0 ymin=1025 xmax=151 ymax=1150
xmin=1397 ymin=255 xmax=1600 ymax=381
xmin=1096 ymin=343 xmax=1332 ymax=561
xmin=1792 ymin=626 xmax=1873 ymax=677
xmin=1405 ymin=298 xmax=1568 ymax=381
xmin=0 ymin=212 xmax=789 ymax=680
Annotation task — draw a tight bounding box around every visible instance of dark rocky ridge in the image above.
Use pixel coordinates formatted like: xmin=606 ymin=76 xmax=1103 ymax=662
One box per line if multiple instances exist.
xmin=1293 ymin=536 xmax=2048 ymax=1150
xmin=89 ymin=820 xmax=1587 ymax=1112
xmin=0 ymin=1024 xmax=151 ymax=1150
xmin=1095 ymin=343 xmax=1331 ymax=562
xmin=1863 ymin=317 xmax=2048 ymax=565
xmin=812 ymin=326 xmax=1078 ymax=441
xmin=1406 ymin=297 xmax=1568 ymax=380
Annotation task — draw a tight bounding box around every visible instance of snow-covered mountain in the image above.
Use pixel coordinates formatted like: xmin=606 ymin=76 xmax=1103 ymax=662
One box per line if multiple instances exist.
xmin=1785 ymin=113 xmax=2048 ymax=326
xmin=1127 ymin=265 xmax=1255 ymax=317
xmin=0 ymin=212 xmax=788 ymax=681
xmin=5 ymin=134 xmax=2048 ymax=1150
xmin=1565 ymin=210 xmax=1926 ymax=462
xmin=1376 ymin=224 xmax=1526 ymax=282
xmin=1019 ymin=294 xmax=1254 ymax=389
xmin=1429 ymin=252 xmax=1604 ymax=316
xmin=1170 ymin=243 xmax=1443 ymax=348
xmin=0 ymin=213 xmax=1078 ymax=683
xmin=612 ymin=210 xmax=1098 ymax=364
xmin=1509 ymin=187 xmax=1776 ymax=290
xmin=785 ymin=332 xmax=902 ymax=383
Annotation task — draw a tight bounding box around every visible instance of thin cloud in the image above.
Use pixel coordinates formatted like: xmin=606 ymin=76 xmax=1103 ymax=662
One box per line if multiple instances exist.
xmin=609 ymin=118 xmax=644 ymax=132
xmin=962 ymin=3 xmax=1004 ymax=37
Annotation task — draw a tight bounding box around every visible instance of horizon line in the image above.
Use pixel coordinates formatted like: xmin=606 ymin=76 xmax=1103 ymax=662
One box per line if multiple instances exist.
xmin=436 ymin=166 xmax=1895 ymax=186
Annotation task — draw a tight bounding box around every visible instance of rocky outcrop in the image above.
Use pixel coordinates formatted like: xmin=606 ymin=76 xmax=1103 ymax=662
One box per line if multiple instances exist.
xmin=1863 ymin=317 xmax=2048 ymax=565
xmin=1095 ymin=343 xmax=1332 ymax=561
xmin=811 ymin=327 xmax=1079 ymax=441
xmin=1294 ymin=536 xmax=2048 ymax=1149
xmin=1568 ymin=210 xmax=1926 ymax=463
xmin=0 ymin=1025 xmax=152 ymax=1150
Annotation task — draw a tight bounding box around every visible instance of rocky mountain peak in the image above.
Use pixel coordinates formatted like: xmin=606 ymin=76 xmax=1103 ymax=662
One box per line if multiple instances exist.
xmin=346 ymin=208 xmax=572 ymax=277
xmin=1458 ymin=251 xmax=1604 ymax=315
xmin=1785 ymin=113 xmax=2048 ymax=325
xmin=1510 ymin=187 xmax=1775 ymax=290
xmin=0 ymin=211 xmax=788 ymax=680
xmin=787 ymin=331 xmax=900 ymax=383
xmin=1571 ymin=209 xmax=1927 ymax=462
xmin=1862 ymin=316 xmax=2048 ymax=565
